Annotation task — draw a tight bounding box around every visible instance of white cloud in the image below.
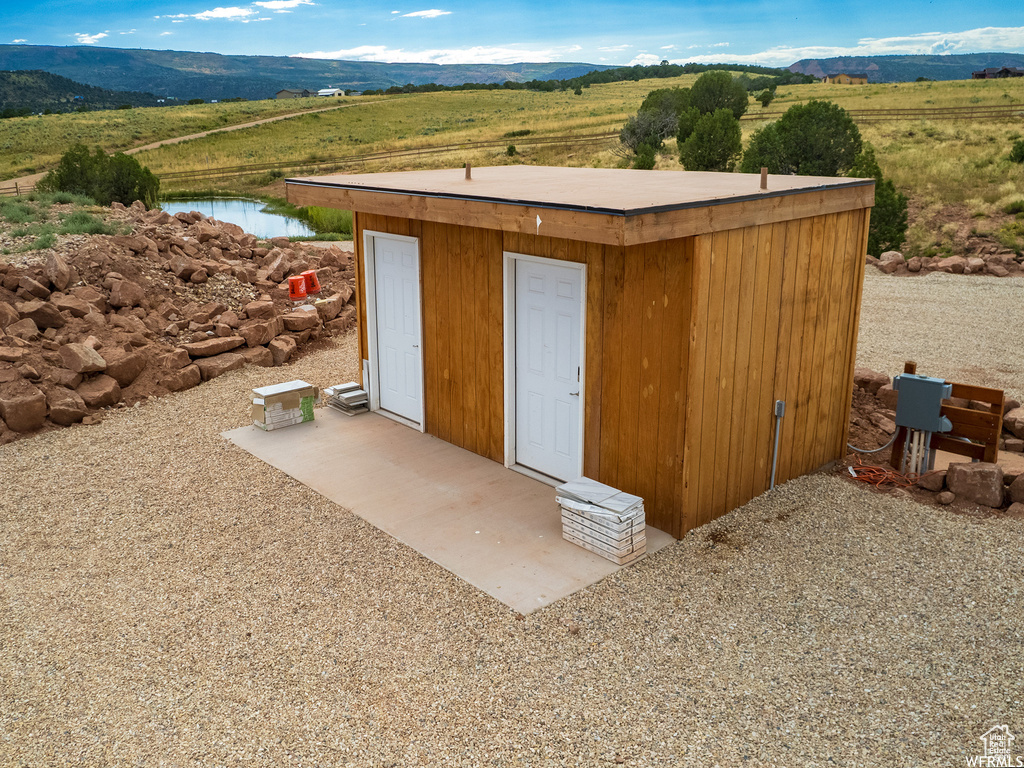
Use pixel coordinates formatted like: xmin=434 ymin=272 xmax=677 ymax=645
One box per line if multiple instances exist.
xmin=194 ymin=6 xmax=256 ymax=20
xmin=685 ymin=26 xmax=1024 ymax=66
xmin=120 ymin=29 xmax=137 ymax=35
xmin=567 ymin=45 xmax=582 ymax=53
xmin=402 ymin=9 xmax=451 ymax=18
xmin=254 ymin=0 xmax=313 ymax=8
xmin=74 ymin=32 xmax=109 ymax=44
xmin=160 ymin=31 xmax=173 ymax=36
xmin=12 ymin=39 xmax=27 ymax=43
xmin=711 ymin=42 xmax=729 ymax=48
xmin=660 ymin=45 xmax=675 ymax=50
xmin=598 ymin=44 xmax=630 ymax=52
xmin=628 ymin=53 xmax=662 ymax=66
xmin=292 ymin=43 xmax=564 ymax=64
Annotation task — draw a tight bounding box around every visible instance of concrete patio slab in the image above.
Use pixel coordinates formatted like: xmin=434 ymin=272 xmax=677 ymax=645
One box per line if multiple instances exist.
xmin=223 ymin=411 xmax=674 ymax=614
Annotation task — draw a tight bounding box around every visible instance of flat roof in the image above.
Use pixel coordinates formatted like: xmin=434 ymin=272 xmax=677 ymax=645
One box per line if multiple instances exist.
xmin=288 ymin=165 xmax=871 ymax=217
xmin=286 ymin=165 xmax=875 ymax=246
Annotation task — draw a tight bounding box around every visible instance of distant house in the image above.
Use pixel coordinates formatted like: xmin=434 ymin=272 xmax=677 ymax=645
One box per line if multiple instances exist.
xmin=276 ymin=89 xmax=315 ymax=99
xmin=317 ymin=88 xmax=344 ymax=97
xmin=822 ymin=73 xmax=868 ymax=85
xmin=972 ymin=67 xmax=1024 ymax=79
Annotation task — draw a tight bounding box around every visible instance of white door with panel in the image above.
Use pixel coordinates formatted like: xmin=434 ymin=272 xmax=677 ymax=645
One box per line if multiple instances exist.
xmin=371 ymin=234 xmax=423 ymax=425
xmin=514 ymin=258 xmax=583 ymax=481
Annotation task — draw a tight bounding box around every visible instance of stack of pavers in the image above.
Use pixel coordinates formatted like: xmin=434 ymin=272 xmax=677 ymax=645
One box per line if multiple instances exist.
xmin=555 ymin=477 xmax=646 ymax=565
xmin=324 ymin=382 xmax=369 ymax=416
xmin=252 ymin=380 xmax=319 ymax=431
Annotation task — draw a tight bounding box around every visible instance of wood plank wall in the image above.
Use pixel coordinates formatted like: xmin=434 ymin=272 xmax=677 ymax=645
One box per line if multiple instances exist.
xmin=355 ymin=207 xmax=870 ymax=539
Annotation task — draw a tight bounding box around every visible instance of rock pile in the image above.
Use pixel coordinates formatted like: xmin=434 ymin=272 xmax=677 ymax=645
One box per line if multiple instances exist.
xmin=0 ymin=200 xmax=356 ymax=443
xmin=867 ymin=249 xmax=1024 ymax=277
xmin=850 ymin=367 xmax=1024 ymax=513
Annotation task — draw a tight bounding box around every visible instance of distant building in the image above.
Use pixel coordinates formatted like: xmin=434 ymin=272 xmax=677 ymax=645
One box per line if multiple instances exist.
xmin=822 ymin=73 xmax=868 ymax=85
xmin=317 ymin=88 xmax=344 ymax=97
xmin=972 ymin=67 xmax=1024 ymax=79
xmin=276 ymin=89 xmax=316 ymax=99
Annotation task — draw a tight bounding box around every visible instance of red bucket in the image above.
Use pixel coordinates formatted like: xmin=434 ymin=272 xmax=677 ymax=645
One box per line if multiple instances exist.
xmin=288 ymin=274 xmax=307 ymax=302
xmin=302 ymin=269 xmax=322 ymax=296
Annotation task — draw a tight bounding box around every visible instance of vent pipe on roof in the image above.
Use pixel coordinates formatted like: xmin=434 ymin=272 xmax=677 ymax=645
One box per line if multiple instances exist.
xmin=760 ymin=167 xmax=768 ymax=191
xmin=465 ymin=162 xmax=472 ymax=181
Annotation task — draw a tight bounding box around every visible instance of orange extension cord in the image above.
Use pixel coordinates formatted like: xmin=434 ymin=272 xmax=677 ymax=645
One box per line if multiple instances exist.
xmin=846 ymin=455 xmax=920 ymax=488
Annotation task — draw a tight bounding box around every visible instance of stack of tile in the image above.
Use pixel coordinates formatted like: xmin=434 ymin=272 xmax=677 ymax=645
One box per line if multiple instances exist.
xmin=556 ymin=477 xmax=646 ymax=565
xmin=324 ymin=382 xmax=369 ymax=416
xmin=252 ymin=380 xmax=319 ymax=431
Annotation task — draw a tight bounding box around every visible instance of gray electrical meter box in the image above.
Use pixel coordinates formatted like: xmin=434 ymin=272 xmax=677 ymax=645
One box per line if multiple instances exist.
xmin=892 ymin=374 xmax=953 ymax=433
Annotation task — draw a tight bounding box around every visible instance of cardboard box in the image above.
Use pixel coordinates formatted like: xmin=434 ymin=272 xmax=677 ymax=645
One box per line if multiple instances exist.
xmin=251 ymin=380 xmax=319 ymax=430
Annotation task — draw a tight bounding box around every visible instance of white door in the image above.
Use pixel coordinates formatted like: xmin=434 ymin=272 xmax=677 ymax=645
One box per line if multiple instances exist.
xmin=514 ymin=258 xmax=583 ymax=481
xmin=372 ymin=235 xmax=422 ymax=425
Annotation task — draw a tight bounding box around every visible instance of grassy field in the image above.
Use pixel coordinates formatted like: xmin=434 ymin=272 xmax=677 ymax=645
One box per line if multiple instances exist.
xmin=3 ymin=73 xmax=1023 ymax=256
xmin=0 ymin=96 xmax=355 ymax=180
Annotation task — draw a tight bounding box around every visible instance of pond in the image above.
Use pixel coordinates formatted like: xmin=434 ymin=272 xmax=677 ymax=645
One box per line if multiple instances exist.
xmin=160 ymin=198 xmax=315 ymax=239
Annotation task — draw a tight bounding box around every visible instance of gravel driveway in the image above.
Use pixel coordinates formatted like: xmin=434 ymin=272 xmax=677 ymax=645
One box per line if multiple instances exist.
xmin=2 ymin=286 xmax=1023 ymax=765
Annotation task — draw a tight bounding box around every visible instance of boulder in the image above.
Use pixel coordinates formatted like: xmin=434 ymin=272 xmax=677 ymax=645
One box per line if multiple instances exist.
xmin=282 ymin=308 xmax=321 ymax=332
xmin=876 ymin=259 xmax=901 ymax=275
xmin=1004 ymin=407 xmax=1024 ymax=439
xmin=18 ymin=275 xmax=51 ymax=300
xmin=1008 ymin=474 xmax=1024 ymax=506
xmin=917 ymin=470 xmax=946 ymax=493
xmin=169 ymin=254 xmax=200 ymax=281
xmin=49 ymin=368 xmax=83 ymax=389
xmin=0 ymin=303 xmax=19 ymax=329
xmin=179 ymin=336 xmax=245 ymax=358
xmin=946 ymin=462 xmax=1004 ymax=508
xmin=109 ymin=280 xmax=146 ymax=309
xmin=45 ymin=254 xmax=71 ymax=291
xmin=101 ymin=348 xmax=149 ymax=387
xmin=218 ymin=310 xmax=241 ymax=329
xmin=238 ymin=317 xmax=283 ymax=348
xmin=44 ymin=385 xmax=88 ymax=426
xmin=0 ymin=381 xmax=47 ymax=432
xmin=195 ymin=220 xmax=221 ymax=243
xmin=6 ymin=318 xmax=40 ymax=340
xmin=964 ymin=257 xmax=986 ymax=274
xmin=50 ymin=294 xmax=92 ymax=318
xmin=244 ymin=300 xmax=276 ymax=320
xmin=1007 ymin=502 xmax=1024 ymax=518
xmin=238 ymin=346 xmax=274 ymax=367
xmin=937 ymin=491 xmax=955 ymax=505
xmin=935 ymin=255 xmax=967 ymax=274
xmin=854 ymin=368 xmax=889 ymax=394
xmin=189 ymin=268 xmax=208 ymax=284
xmin=161 ymin=348 xmax=191 ymax=370
xmin=987 ymin=264 xmax=1010 ymax=277
xmin=268 ymin=335 xmax=297 ymax=366
xmin=72 ymin=286 xmax=107 ymax=313
xmin=195 ymin=352 xmax=245 ymax=381
xmin=59 ymin=343 xmax=108 ymax=373
xmin=77 ymin=375 xmax=122 ymax=408
xmin=906 ymin=256 xmax=922 ymax=273
xmin=314 ymin=292 xmax=346 ymax=322
xmin=877 ymin=384 xmax=899 ymax=410
xmin=879 ymin=251 xmax=903 ymax=263
xmin=868 ymin=412 xmax=896 ymax=435
xmin=160 ymin=364 xmax=201 ymax=392
xmin=0 ymin=348 xmax=25 ymax=363
xmin=325 ymin=305 xmax=357 ymax=335
xmin=16 ymin=299 xmax=65 ymax=329
xmin=1004 ymin=438 xmax=1024 ymax=453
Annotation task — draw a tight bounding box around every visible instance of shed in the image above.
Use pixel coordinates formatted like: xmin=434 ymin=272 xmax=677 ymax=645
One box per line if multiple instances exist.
xmin=286 ymin=166 xmax=874 ymax=538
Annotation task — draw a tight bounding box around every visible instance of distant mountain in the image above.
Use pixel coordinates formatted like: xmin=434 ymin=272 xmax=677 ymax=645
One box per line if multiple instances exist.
xmin=788 ymin=53 xmax=1024 ymax=83
xmin=0 ymin=69 xmax=163 ymax=114
xmin=0 ymin=44 xmax=610 ymax=102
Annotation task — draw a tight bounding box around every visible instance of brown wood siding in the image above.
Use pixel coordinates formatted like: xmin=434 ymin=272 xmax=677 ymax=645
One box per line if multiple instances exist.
xmin=355 ymin=206 xmax=870 ymax=539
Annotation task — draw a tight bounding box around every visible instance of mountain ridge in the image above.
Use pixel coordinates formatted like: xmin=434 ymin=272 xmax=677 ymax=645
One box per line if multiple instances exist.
xmin=788 ymin=52 xmax=1024 ymax=82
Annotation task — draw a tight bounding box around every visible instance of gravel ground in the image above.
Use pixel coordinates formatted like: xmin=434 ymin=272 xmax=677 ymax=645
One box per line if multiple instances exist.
xmin=858 ymin=270 xmax=1024 ymax=402
xmin=3 ymin=293 xmax=1024 ymax=765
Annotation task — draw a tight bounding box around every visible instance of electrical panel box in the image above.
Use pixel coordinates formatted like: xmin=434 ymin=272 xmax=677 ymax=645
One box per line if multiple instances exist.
xmin=892 ymin=374 xmax=953 ymax=433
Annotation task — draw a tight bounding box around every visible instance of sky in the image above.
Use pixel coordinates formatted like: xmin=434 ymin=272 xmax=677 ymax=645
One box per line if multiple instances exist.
xmin=4 ymin=0 xmax=1024 ymax=68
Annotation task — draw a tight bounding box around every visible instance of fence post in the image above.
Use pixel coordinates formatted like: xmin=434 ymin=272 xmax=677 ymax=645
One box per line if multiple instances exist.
xmin=14 ymin=182 xmax=19 ymax=196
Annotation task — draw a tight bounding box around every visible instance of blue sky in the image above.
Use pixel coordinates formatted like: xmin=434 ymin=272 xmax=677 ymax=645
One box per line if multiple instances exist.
xmin=5 ymin=0 xmax=1024 ymax=67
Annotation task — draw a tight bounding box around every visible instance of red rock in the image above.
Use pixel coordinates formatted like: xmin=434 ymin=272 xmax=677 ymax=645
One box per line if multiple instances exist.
xmin=917 ymin=470 xmax=946 ymax=492
xmin=937 ymin=491 xmax=955 ymax=505
xmin=1005 ymin=438 xmax=1024 ymax=453
xmin=0 ymin=380 xmax=47 ymax=432
xmin=906 ymin=256 xmax=922 ymax=273
xmin=877 ymin=384 xmax=899 ymax=410
xmin=109 ymin=280 xmax=145 ymax=308
xmin=179 ymin=336 xmax=245 ymax=358
xmin=268 ymin=335 xmax=297 ymax=366
xmin=0 ymin=303 xmax=19 ymax=329
xmin=853 ymin=368 xmax=889 ymax=394
xmin=988 ymin=264 xmax=1010 ymax=277
xmin=190 ymin=302 xmax=228 ymax=324
xmin=282 ymin=308 xmax=321 ymax=332
xmin=314 ymin=292 xmax=346 ymax=322
xmin=169 ymin=254 xmax=200 ymax=280
xmin=238 ymin=317 xmax=283 ymax=347
xmin=935 ymin=255 xmax=966 ymax=274
xmin=160 ymin=364 xmax=201 ymax=392
xmin=6 ymin=318 xmax=40 ymax=340
xmin=161 ymin=348 xmax=191 ymax=369
xmin=18 ymin=275 xmax=51 ymax=300
xmin=0 ymin=348 xmax=25 ymax=362
xmin=50 ymin=294 xmax=91 ymax=318
xmin=218 ymin=310 xmax=241 ymax=329
xmin=1004 ymin=407 xmax=1024 ymax=439
xmin=1007 ymin=502 xmax=1024 ymax=518
xmin=189 ymin=269 xmax=208 ymax=284
xmin=946 ymin=462 xmax=1004 ymax=508
xmin=49 ymin=368 xmax=83 ymax=388
xmin=72 ymin=286 xmax=107 ymax=313
xmin=16 ymin=299 xmax=66 ymax=329
xmin=1008 ymin=475 xmax=1024 ymax=505
xmin=195 ymin=221 xmax=221 ymax=243
xmin=238 ymin=346 xmax=274 ymax=367
xmin=964 ymin=257 xmax=985 ymax=274
xmin=876 ymin=259 xmax=901 ymax=275
xmin=325 ymin=305 xmax=357 ymax=335
xmin=43 ymin=385 xmax=87 ymax=425
xmin=101 ymin=348 xmax=149 ymax=386
xmin=244 ymin=300 xmax=276 ymax=320
xmin=77 ymin=375 xmax=122 ymax=408
xmin=45 ymin=254 xmax=71 ymax=291
xmin=59 ymin=343 xmax=107 ymax=373
xmin=195 ymin=352 xmax=244 ymax=381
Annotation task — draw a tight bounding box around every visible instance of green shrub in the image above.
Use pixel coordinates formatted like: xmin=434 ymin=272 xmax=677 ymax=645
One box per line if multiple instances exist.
xmin=38 ymin=144 xmax=159 ymax=208
xmin=679 ymin=109 xmax=742 ymax=172
xmin=740 ymin=100 xmax=862 ymax=176
xmin=1010 ymin=138 xmax=1024 ymax=163
xmin=848 ymin=145 xmax=909 ymax=257
xmin=689 ymin=70 xmax=749 ymax=120
xmin=302 ymin=206 xmax=352 ymax=236
xmin=633 ymin=143 xmax=656 ymax=170
xmin=0 ymin=200 xmax=38 ymax=224
xmin=58 ymin=210 xmax=114 ymax=235
xmin=1003 ymin=198 xmax=1024 ymax=216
